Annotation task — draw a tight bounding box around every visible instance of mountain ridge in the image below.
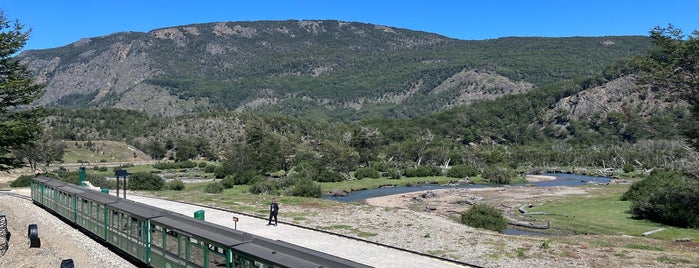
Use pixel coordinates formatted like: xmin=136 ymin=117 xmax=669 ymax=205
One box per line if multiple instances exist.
xmin=19 ymin=20 xmax=651 ymax=120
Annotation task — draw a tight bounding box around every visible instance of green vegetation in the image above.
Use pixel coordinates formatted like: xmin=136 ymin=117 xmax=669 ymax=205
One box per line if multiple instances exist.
xmin=0 ymin=12 xmax=45 ymax=172
xmin=622 ymin=169 xmax=699 ymax=228
xmin=460 ymin=204 xmax=508 ymax=233
xmin=128 ymin=172 xmax=164 ymax=191
xmin=527 ymin=185 xmax=699 ymax=240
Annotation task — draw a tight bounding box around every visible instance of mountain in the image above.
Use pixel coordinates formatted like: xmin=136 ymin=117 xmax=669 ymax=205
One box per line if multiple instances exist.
xmin=18 ymin=20 xmax=652 ymax=120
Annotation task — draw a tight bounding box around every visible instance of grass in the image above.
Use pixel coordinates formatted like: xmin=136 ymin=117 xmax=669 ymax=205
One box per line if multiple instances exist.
xmin=320 ymin=175 xmax=490 ymax=193
xmin=62 ymin=140 xmax=151 ymax=163
xmin=527 ymin=185 xmax=699 ymax=241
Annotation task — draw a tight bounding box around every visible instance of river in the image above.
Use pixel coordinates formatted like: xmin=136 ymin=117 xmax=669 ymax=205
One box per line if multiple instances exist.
xmin=322 ymin=173 xmax=611 ymax=236
xmin=323 ymin=173 xmax=611 ymax=203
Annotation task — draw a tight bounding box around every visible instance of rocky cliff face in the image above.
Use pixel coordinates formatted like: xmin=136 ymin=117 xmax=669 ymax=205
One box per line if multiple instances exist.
xmin=543 ymin=76 xmax=688 ymax=134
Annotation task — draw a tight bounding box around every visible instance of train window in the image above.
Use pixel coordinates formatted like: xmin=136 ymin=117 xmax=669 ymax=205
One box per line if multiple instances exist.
xmin=164 ymin=228 xmax=181 ymax=256
xmin=188 ymin=242 xmax=205 ymax=267
xmin=151 ymin=225 xmax=164 ymax=249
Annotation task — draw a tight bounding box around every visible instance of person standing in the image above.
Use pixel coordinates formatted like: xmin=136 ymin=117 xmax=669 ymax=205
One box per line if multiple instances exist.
xmin=267 ymin=198 xmax=279 ymax=226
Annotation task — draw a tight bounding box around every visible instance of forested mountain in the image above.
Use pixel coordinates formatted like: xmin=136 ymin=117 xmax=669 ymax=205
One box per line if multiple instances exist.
xmin=22 ymin=20 xmax=698 ymax=181
xmin=19 ymin=20 xmax=651 ymax=120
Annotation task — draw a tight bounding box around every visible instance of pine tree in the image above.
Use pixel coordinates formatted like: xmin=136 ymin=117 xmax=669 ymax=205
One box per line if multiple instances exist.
xmin=0 ymin=11 xmax=44 ymax=171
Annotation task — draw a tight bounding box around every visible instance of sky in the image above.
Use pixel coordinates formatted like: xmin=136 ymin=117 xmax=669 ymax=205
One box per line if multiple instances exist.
xmin=2 ymin=0 xmax=698 ymax=51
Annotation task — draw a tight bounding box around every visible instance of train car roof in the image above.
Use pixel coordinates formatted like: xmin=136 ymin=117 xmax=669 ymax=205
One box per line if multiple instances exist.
xmin=39 ymin=177 xmax=69 ymax=188
xmin=151 ymin=212 xmax=254 ymax=247
xmin=74 ymin=187 xmax=121 ymax=205
xmin=58 ymin=183 xmax=85 ymax=194
xmin=232 ymin=237 xmax=371 ymax=268
xmin=109 ymin=199 xmax=170 ymax=219
xmin=31 ymin=176 xmax=51 ymax=183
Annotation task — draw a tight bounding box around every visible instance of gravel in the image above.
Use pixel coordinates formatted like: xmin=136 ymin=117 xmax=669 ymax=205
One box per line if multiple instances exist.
xmin=0 ymin=192 xmax=135 ymax=268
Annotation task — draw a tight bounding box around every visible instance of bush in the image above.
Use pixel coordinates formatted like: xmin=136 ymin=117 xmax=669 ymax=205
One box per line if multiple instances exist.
xmin=204 ymin=181 xmax=224 ymax=193
xmin=482 ymin=166 xmax=515 ymax=184
xmin=166 ymin=179 xmax=185 ymax=191
xmin=128 ymin=172 xmax=164 ymax=191
xmin=622 ymin=169 xmax=699 ymax=228
xmin=85 ymin=174 xmax=113 ymax=189
xmin=198 ymin=162 xmax=208 ymax=168
xmin=249 ymin=178 xmax=282 ymax=195
xmin=404 ymin=165 xmax=442 ymax=177
xmin=446 ymin=164 xmax=478 ymax=178
xmin=387 ymin=168 xmax=402 ymax=179
xmin=460 ymin=204 xmax=508 ymax=233
xmin=316 ymin=169 xmax=345 ymax=182
xmin=288 ymin=178 xmax=322 ymax=198
xmin=204 ymin=164 xmax=217 ymax=173
xmin=10 ymin=175 xmax=33 ymax=187
xmin=355 ymin=167 xmax=381 ymax=179
xmin=623 ymin=163 xmax=635 ymax=173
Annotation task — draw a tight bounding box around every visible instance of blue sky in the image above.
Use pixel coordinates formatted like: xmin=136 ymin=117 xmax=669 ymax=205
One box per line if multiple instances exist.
xmin=2 ymin=0 xmax=698 ymax=51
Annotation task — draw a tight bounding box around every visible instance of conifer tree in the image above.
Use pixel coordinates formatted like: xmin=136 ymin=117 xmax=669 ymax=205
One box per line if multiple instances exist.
xmin=0 ymin=11 xmax=44 ymax=171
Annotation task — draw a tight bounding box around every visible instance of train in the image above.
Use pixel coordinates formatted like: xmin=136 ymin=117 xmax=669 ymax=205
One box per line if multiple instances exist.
xmin=30 ymin=176 xmax=370 ymax=268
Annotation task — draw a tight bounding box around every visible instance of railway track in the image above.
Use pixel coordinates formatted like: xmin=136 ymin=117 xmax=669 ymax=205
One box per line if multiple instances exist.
xmin=0 ymin=191 xmax=32 ymax=201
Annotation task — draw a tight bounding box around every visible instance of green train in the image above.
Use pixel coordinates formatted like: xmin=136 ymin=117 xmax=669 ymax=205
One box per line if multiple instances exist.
xmin=31 ymin=176 xmax=370 ymax=268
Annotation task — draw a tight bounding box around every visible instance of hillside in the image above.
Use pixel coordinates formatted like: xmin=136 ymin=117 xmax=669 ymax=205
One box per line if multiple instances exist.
xmin=18 ymin=20 xmax=651 ymax=120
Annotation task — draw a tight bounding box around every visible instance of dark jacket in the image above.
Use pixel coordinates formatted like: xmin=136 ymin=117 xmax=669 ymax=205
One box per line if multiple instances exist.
xmin=270 ymin=202 xmax=279 ymax=214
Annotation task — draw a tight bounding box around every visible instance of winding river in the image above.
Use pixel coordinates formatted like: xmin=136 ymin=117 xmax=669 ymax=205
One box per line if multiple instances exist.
xmin=323 ymin=173 xmax=611 ymax=203
xmin=323 ymin=173 xmax=612 ymax=236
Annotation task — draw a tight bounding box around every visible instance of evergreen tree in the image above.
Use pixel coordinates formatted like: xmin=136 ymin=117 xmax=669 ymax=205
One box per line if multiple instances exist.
xmin=0 ymin=11 xmax=44 ymax=171
xmin=638 ymin=24 xmax=699 ymax=152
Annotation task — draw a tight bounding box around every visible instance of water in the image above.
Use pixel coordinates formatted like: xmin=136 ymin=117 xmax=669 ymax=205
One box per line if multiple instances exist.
xmin=322 ymin=173 xmax=611 ymax=236
xmin=323 ymin=173 xmax=611 ymax=203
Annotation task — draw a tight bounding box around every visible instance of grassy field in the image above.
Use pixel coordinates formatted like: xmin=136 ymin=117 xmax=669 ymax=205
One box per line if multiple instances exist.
xmin=527 ymin=185 xmax=699 ymax=241
xmin=61 ymin=140 xmax=151 ymax=164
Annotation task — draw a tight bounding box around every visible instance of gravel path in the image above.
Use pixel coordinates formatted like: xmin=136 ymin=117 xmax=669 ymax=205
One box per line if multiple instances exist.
xmin=123 ymin=194 xmax=466 ymax=268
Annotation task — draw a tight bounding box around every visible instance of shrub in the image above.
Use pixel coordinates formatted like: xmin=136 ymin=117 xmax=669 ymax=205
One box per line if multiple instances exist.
xmin=249 ymin=178 xmax=281 ymax=195
xmin=446 ymin=164 xmax=478 ymax=178
xmin=482 ymin=166 xmax=515 ymax=184
xmin=221 ymin=175 xmax=236 ymax=188
xmin=622 ymin=169 xmax=699 ymax=228
xmin=128 ymin=172 xmax=164 ymax=191
xmin=166 ymin=179 xmax=185 ymax=191
xmin=198 ymin=162 xmax=208 ymax=168
xmin=387 ymin=168 xmax=402 ymax=179
xmin=623 ymin=163 xmax=635 ymax=173
xmin=204 ymin=164 xmax=217 ymax=173
xmin=316 ymin=169 xmax=345 ymax=182
xmin=355 ymin=167 xmax=381 ymax=179
xmin=10 ymin=175 xmax=33 ymax=187
xmin=460 ymin=204 xmax=508 ymax=233
xmin=404 ymin=165 xmax=442 ymax=177
xmin=289 ymin=178 xmax=322 ymax=198
xmin=85 ymin=174 xmax=113 ymax=189
xmin=204 ymin=181 xmax=224 ymax=193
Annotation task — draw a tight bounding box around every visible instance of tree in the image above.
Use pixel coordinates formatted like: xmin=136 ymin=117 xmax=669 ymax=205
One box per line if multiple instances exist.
xmin=0 ymin=11 xmax=44 ymax=171
xmin=637 ymin=24 xmax=699 ymax=152
xmin=14 ymin=138 xmax=65 ymax=174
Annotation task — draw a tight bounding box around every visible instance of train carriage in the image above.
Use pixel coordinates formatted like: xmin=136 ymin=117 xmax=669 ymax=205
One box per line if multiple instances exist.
xmin=149 ymin=212 xmax=256 ymax=268
xmin=29 ymin=176 xmax=48 ymax=204
xmin=57 ymin=184 xmax=83 ymax=223
xmin=32 ymin=176 xmax=68 ymax=212
xmin=72 ymin=187 xmax=120 ymax=240
xmin=234 ymin=237 xmax=366 ymax=268
xmin=107 ymin=199 xmax=168 ymax=264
